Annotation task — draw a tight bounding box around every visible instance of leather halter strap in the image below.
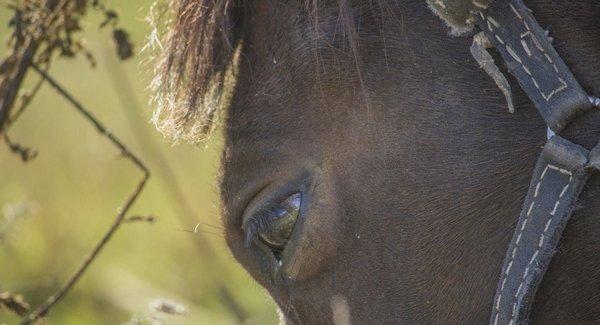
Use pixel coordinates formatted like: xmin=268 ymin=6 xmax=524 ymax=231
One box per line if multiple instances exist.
xmin=474 ymin=0 xmax=593 ymax=132
xmin=471 ymin=0 xmax=600 ymax=324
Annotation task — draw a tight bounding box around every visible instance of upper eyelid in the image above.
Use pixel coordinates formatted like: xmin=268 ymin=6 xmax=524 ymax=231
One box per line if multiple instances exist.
xmin=243 ymin=208 xmax=276 ymax=247
xmin=239 ymin=170 xmax=313 ymax=235
xmin=247 ymin=191 xmax=300 ymax=219
xmin=242 ymin=204 xmax=278 ymax=233
xmin=241 ymin=182 xmax=303 ymax=227
xmin=242 ymin=192 xmax=302 ymax=249
xmin=240 ymin=182 xmax=277 ymax=228
xmin=242 ymin=192 xmax=299 ymax=232
xmin=242 ymin=194 xmax=303 ymax=247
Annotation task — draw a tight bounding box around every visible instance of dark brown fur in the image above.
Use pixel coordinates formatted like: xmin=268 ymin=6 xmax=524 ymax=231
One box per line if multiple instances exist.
xmin=160 ymin=1 xmax=600 ymax=323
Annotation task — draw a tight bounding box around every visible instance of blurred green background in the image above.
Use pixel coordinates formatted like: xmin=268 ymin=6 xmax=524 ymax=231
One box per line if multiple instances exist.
xmin=0 ymin=1 xmax=278 ymax=324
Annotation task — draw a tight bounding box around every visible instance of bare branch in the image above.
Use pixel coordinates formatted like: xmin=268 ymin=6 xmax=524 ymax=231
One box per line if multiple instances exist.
xmin=0 ymin=291 xmax=31 ymax=316
xmin=0 ymin=0 xmax=60 ymax=134
xmin=104 ymin=55 xmax=248 ymax=321
xmin=6 ymin=63 xmax=49 ymax=129
xmin=4 ymin=134 xmax=38 ymax=162
xmin=29 ymin=64 xmax=149 ymax=174
xmin=20 ymin=65 xmax=151 ymax=324
xmin=125 ymin=214 xmax=156 ymax=223
xmin=0 ymin=38 xmax=38 ymax=134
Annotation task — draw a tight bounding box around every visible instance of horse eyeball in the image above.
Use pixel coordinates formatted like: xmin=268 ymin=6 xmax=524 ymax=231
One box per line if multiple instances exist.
xmin=257 ymin=192 xmax=301 ymax=254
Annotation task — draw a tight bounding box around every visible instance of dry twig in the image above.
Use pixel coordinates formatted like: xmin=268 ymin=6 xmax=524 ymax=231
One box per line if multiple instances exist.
xmin=0 ymin=291 xmax=31 ymax=316
xmin=1 ymin=0 xmax=134 ymax=137
xmin=20 ymin=64 xmax=150 ymax=324
xmin=0 ymin=1 xmax=151 ymax=323
xmin=5 ymin=63 xmax=49 ymax=129
xmin=4 ymin=134 xmax=38 ymax=162
xmin=0 ymin=0 xmax=60 ymax=133
xmin=104 ymin=55 xmax=248 ymax=321
xmin=125 ymin=214 xmax=156 ymax=223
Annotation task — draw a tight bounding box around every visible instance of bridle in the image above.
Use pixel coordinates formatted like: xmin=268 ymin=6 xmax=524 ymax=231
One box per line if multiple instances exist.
xmin=466 ymin=0 xmax=600 ymax=324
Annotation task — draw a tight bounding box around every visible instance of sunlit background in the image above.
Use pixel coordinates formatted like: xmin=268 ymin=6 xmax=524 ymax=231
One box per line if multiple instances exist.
xmin=0 ymin=1 xmax=278 ymax=323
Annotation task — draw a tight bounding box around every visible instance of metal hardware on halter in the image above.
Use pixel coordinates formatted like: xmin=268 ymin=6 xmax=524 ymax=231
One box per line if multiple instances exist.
xmin=590 ymin=96 xmax=600 ymax=108
xmin=469 ymin=0 xmax=600 ymax=324
xmin=546 ymin=128 xmax=554 ymax=140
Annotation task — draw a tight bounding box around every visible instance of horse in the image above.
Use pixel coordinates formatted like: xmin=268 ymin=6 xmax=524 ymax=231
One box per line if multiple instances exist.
xmin=151 ymin=0 xmax=600 ymax=323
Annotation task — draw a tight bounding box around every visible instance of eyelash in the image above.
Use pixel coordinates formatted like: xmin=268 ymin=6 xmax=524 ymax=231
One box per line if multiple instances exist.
xmin=243 ymin=206 xmax=280 ymax=247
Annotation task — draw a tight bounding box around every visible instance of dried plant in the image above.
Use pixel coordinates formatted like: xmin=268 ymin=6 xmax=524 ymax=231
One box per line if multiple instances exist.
xmin=125 ymin=298 xmax=188 ymax=325
xmin=0 ymin=0 xmax=134 ymax=136
xmin=125 ymin=214 xmax=157 ymax=223
xmin=0 ymin=1 xmax=151 ymax=324
xmin=149 ymin=298 xmax=188 ymax=316
xmin=0 ymin=2 xmax=247 ymax=324
xmin=0 ymin=291 xmax=31 ymax=317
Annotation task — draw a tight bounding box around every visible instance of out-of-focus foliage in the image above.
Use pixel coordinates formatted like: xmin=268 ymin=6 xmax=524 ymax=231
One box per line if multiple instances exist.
xmin=4 ymin=0 xmax=132 ymax=67
xmin=0 ymin=1 xmax=278 ymax=324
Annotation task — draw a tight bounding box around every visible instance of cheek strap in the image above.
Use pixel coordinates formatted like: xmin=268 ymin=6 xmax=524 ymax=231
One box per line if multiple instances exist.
xmin=468 ymin=0 xmax=599 ymax=324
xmin=489 ymin=135 xmax=598 ymax=325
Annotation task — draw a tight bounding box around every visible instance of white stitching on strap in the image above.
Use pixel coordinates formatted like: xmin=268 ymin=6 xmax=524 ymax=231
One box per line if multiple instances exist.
xmin=548 ymin=164 xmax=572 ymax=176
xmin=492 ymin=164 xmax=545 ymax=324
xmin=492 ymin=164 xmax=572 ymax=324
xmin=480 ymin=5 xmax=568 ymax=103
xmin=509 ymin=3 xmax=522 ymax=19
xmin=509 ymin=166 xmax=573 ymax=322
xmin=472 ymin=0 xmax=488 ymax=9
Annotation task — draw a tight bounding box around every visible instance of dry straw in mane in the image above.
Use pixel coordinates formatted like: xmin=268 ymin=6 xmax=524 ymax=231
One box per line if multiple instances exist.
xmin=148 ymin=0 xmax=241 ymax=144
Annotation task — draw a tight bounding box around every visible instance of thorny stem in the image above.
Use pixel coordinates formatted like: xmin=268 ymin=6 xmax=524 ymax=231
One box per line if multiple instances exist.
xmin=20 ymin=64 xmax=150 ymax=324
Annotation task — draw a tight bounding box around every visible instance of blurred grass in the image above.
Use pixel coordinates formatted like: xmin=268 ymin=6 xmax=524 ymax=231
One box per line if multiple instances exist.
xmin=0 ymin=1 xmax=278 ymax=324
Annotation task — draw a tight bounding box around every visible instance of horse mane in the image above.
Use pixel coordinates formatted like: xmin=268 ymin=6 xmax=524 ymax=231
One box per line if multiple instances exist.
xmin=148 ymin=0 xmax=483 ymax=144
xmin=148 ymin=0 xmax=239 ymax=144
xmin=148 ymin=0 xmax=363 ymax=144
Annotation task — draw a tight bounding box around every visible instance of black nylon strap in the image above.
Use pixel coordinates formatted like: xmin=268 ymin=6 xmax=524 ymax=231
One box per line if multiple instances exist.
xmin=470 ymin=1 xmax=600 ymax=323
xmin=490 ymin=136 xmax=591 ymax=325
xmin=474 ymin=0 xmax=592 ymax=132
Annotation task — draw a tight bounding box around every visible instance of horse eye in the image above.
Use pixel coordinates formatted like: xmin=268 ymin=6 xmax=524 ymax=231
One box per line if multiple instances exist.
xmin=251 ymin=192 xmax=301 ymax=258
